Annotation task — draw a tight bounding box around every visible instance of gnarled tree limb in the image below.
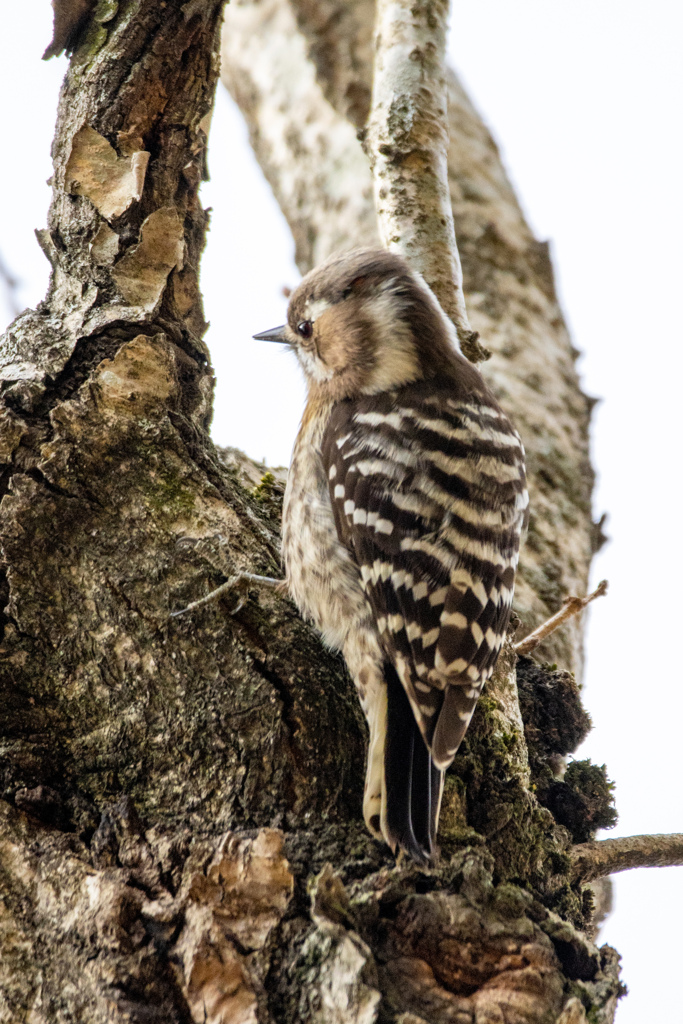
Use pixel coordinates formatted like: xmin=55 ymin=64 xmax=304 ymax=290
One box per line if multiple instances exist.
xmin=571 ymin=834 xmax=683 ymax=883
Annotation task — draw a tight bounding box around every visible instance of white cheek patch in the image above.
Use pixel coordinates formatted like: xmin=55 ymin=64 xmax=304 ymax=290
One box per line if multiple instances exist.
xmin=360 ymin=291 xmax=419 ymax=394
xmin=293 ymin=297 xmax=335 ymax=383
xmin=296 ymin=344 xmax=334 ymax=382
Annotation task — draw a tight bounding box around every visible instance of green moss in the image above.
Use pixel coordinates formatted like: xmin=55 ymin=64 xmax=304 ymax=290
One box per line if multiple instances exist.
xmin=136 ymin=459 xmax=197 ymax=519
xmin=564 ymin=760 xmax=617 ymax=838
xmin=252 ymin=471 xmax=277 ymax=501
xmin=491 ymin=882 xmax=532 ymax=919
xmin=90 ymin=25 xmax=109 ymax=52
xmin=97 ymin=0 xmax=119 ymax=24
xmin=70 ymin=0 xmax=119 ymax=65
xmin=548 ymin=850 xmax=572 ymax=875
xmin=475 ymin=692 xmax=503 ymax=717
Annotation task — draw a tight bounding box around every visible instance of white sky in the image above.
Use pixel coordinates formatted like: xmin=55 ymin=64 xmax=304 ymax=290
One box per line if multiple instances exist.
xmin=1 ymin=3 xmax=682 ymax=1021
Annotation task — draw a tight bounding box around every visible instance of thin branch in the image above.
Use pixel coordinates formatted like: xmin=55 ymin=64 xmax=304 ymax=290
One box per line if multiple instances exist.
xmin=514 ymin=580 xmax=608 ymax=657
xmin=365 ymin=0 xmax=486 ymax=361
xmin=570 ymin=834 xmax=683 ymax=883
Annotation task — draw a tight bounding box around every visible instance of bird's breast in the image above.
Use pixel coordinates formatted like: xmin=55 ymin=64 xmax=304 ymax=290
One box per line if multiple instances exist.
xmin=282 ymin=410 xmax=374 ymax=652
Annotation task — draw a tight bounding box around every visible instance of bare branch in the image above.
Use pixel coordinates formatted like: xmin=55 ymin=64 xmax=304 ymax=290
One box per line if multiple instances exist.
xmin=571 ymin=834 xmax=683 ymax=883
xmin=365 ymin=0 xmax=485 ymax=360
xmin=514 ymin=580 xmax=608 ymax=657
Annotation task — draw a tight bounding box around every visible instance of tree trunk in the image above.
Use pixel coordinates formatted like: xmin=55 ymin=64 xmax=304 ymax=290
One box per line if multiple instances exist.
xmin=0 ymin=2 xmax=624 ymax=1023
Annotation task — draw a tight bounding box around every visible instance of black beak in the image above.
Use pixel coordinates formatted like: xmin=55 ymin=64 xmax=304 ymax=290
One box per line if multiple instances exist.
xmin=253 ymin=325 xmax=288 ymax=343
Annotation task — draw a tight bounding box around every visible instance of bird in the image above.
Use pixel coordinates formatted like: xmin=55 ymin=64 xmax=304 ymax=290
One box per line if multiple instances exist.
xmin=253 ymin=248 xmax=528 ymax=864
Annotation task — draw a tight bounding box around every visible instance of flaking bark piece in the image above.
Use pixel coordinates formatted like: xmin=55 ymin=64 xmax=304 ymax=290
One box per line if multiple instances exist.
xmin=111 ymin=206 xmax=185 ymax=310
xmin=185 ymin=829 xmax=294 ymax=952
xmin=65 ymin=125 xmax=150 ymax=221
xmin=174 ymin=830 xmax=294 ymax=1024
xmin=90 ymin=222 xmax=120 ymax=265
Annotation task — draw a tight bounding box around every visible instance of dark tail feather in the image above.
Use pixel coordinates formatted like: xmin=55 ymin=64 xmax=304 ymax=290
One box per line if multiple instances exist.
xmin=409 ymin=727 xmax=443 ymax=857
xmin=431 ymin=684 xmax=477 ymax=770
xmin=384 ymin=664 xmax=442 ymax=864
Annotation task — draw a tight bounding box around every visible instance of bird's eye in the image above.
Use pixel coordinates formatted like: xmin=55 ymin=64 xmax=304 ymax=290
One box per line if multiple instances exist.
xmin=297 ymin=321 xmax=313 ymax=339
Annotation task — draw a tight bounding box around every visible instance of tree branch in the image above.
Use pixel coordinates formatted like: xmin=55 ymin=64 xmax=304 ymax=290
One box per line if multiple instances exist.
xmin=571 ymin=834 xmax=683 ymax=882
xmin=514 ymin=580 xmax=608 ymax=657
xmin=365 ymin=0 xmax=486 ymax=361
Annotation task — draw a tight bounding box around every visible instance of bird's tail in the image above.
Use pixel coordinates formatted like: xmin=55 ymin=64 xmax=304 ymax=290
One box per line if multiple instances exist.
xmin=368 ymin=662 xmax=443 ymax=864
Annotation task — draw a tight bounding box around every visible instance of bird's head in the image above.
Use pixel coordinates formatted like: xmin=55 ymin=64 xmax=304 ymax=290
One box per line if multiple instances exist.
xmin=254 ymin=248 xmax=464 ymax=401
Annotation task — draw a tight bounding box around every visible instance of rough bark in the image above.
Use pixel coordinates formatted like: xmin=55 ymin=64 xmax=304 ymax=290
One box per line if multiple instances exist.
xmin=0 ymin=1 xmax=630 ymax=1023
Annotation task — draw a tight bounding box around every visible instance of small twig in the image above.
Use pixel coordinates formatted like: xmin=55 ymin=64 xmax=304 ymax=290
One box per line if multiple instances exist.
xmin=365 ymin=0 xmax=481 ymax=358
xmin=570 ymin=834 xmax=683 ymax=883
xmin=170 ymin=572 xmax=283 ymax=618
xmin=514 ymin=580 xmax=608 ymax=657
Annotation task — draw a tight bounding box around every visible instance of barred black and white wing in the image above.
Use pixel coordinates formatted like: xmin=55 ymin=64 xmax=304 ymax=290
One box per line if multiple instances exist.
xmin=322 ymin=377 xmax=527 ymax=799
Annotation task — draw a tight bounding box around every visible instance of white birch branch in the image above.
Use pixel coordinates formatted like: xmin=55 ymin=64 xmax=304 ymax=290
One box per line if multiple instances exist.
xmin=365 ymin=0 xmax=485 ymax=361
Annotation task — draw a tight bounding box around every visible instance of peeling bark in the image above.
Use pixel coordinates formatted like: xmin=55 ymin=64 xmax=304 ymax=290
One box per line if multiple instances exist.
xmin=0 ymin=1 xmax=634 ymax=1022
xmin=65 ymin=124 xmax=150 ymax=221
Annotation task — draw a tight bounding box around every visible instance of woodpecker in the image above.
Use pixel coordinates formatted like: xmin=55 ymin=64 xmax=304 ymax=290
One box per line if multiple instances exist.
xmin=254 ymin=248 xmax=528 ymax=864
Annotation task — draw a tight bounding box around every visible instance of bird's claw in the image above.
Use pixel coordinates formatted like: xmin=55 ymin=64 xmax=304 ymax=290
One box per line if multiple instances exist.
xmin=170 ymin=572 xmax=282 ymax=619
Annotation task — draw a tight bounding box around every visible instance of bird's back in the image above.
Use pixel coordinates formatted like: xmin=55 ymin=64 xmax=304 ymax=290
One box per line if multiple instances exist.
xmin=321 ymin=371 xmax=528 ymax=769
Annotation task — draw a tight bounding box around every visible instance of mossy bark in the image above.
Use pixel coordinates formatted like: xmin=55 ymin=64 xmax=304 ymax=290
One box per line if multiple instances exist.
xmin=0 ymin=1 xmax=622 ymax=1022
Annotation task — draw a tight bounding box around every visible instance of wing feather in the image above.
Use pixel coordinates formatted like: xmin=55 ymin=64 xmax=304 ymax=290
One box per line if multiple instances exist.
xmin=322 ymin=380 xmax=527 ymax=768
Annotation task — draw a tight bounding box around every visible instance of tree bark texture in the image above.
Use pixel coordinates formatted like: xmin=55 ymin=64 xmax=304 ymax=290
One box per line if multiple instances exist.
xmin=365 ymin=0 xmax=476 ymax=352
xmin=0 ymin=2 xmax=626 ymax=1023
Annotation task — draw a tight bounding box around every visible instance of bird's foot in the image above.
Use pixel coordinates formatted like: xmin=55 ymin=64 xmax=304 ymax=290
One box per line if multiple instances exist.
xmin=170 ymin=572 xmax=284 ymax=618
